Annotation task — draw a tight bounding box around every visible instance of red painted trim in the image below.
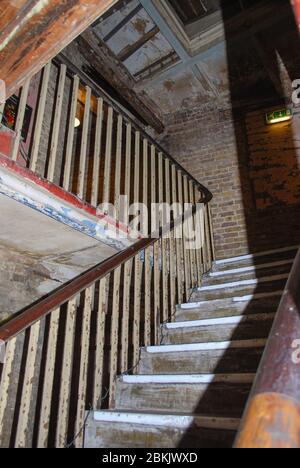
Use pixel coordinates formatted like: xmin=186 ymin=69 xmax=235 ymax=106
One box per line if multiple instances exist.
xmin=291 ymin=0 xmax=300 ymax=27
xmin=0 ymin=154 xmax=132 ymax=236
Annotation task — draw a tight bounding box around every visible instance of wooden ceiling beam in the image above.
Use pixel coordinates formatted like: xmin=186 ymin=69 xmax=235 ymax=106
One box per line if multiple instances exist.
xmin=117 ymin=26 xmax=160 ymax=62
xmin=78 ymin=30 xmax=164 ymax=133
xmin=0 ymin=0 xmax=118 ymax=98
xmin=103 ymin=3 xmax=143 ymax=42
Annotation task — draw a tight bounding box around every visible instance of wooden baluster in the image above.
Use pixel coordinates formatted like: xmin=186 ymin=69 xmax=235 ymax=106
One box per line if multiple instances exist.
xmin=182 ymin=174 xmax=191 ymax=299
xmin=93 ymin=277 xmax=108 ymax=408
xmin=133 ymin=131 xmax=142 ymax=372
xmin=108 ymin=116 xmax=123 ymax=406
xmin=47 ymin=64 xmax=66 ymax=181
xmin=114 ymin=115 xmax=123 ymax=223
xmin=121 ymin=258 xmax=132 ymax=374
xmin=189 ymin=180 xmax=200 ymax=286
xmin=172 ymin=165 xmax=183 ymax=305
xmin=165 ymin=159 xmax=176 ymax=320
xmin=102 ymin=106 xmax=114 ymax=205
xmin=0 ymin=339 xmax=16 ymax=418
xmin=77 ymin=86 xmax=91 ymax=200
xmin=11 ymin=78 xmax=31 ymax=162
xmin=185 ymin=178 xmax=196 ymax=288
xmin=109 ymin=266 xmax=121 ymax=408
xmin=151 ymin=145 xmax=160 ymax=344
xmin=121 ymin=123 xmax=132 ymax=373
xmin=194 ymin=186 xmax=205 ymax=279
xmin=159 ymin=152 xmax=169 ymax=323
xmin=30 ymin=62 xmax=51 ymax=172
xmin=75 ymin=287 xmax=93 ymax=449
xmin=208 ymin=203 xmax=216 ymax=262
xmin=204 ymin=203 xmax=213 ymax=272
xmin=0 ymin=338 xmax=17 ymax=446
xmin=56 ymin=297 xmax=77 ymax=448
xmin=37 ymin=308 xmax=60 ymax=448
xmin=143 ymin=139 xmax=152 ymax=346
xmin=0 ymin=102 xmax=5 ymax=122
xmin=63 ymin=74 xmax=80 ymax=191
xmin=91 ymin=98 xmax=104 ymax=207
xmin=15 ymin=321 xmax=41 ymax=448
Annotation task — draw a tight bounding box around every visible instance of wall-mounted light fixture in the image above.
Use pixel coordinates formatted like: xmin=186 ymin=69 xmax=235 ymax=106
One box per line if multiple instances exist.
xmin=266 ymin=108 xmax=293 ymax=125
xmin=74 ymin=117 xmax=81 ymax=128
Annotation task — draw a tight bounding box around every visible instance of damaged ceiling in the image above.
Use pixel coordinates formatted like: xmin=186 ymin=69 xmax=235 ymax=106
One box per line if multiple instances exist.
xmin=75 ymin=0 xmax=300 ymax=117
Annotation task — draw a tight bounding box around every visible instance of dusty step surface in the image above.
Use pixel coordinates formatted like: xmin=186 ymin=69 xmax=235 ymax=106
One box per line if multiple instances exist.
xmin=203 ymin=262 xmax=292 ymax=286
xmin=85 ymin=411 xmax=239 ymax=449
xmin=191 ymin=276 xmax=289 ymax=302
xmin=175 ymin=292 xmax=281 ymax=322
xmin=161 ymin=313 xmax=275 ymax=344
xmin=140 ymin=340 xmax=266 ymax=375
xmin=115 ymin=374 xmax=254 ymax=417
xmin=213 ymin=246 xmax=298 ymax=273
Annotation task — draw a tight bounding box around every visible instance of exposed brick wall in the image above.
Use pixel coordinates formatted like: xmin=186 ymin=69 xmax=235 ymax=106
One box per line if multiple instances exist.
xmin=159 ymin=102 xmax=300 ymax=260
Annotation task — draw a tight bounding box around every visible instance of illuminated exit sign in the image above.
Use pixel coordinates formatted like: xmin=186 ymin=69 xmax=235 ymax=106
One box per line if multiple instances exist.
xmin=266 ymin=108 xmax=293 ymax=125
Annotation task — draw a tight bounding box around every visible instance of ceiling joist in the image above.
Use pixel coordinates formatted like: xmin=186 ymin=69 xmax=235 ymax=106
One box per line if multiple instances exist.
xmin=78 ymin=30 xmax=165 ymax=133
xmin=103 ymin=3 xmax=143 ymax=42
xmin=139 ymin=0 xmax=219 ymax=96
xmin=117 ymin=26 xmax=160 ymax=62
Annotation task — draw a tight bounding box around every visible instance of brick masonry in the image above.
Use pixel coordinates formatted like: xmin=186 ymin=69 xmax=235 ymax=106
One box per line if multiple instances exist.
xmin=158 ymin=102 xmax=300 ymax=260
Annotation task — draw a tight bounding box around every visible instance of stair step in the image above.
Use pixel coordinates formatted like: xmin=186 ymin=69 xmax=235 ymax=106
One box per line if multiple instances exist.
xmin=120 ymin=373 xmax=256 ymax=384
xmin=162 ymin=313 xmax=275 ymax=344
xmin=140 ymin=340 xmax=266 ymax=374
xmin=116 ymin=374 xmax=254 ymax=417
xmin=210 ymin=259 xmax=293 ymax=278
xmin=205 ymin=261 xmax=292 ymax=285
xmin=192 ymin=278 xmax=287 ymax=301
xmin=214 ymin=245 xmax=298 ymax=270
xmin=199 ymin=274 xmax=289 ymax=292
xmin=176 ymin=291 xmax=281 ymax=321
xmin=85 ymin=411 xmax=239 ymax=448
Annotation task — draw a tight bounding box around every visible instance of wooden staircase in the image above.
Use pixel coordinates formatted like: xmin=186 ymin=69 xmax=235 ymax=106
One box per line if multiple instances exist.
xmin=85 ymin=246 xmax=297 ymax=449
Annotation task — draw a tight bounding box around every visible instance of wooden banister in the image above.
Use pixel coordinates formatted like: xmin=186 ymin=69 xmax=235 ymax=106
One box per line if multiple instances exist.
xmin=0 ymin=55 xmax=214 ymax=448
xmin=235 ymin=249 xmax=300 ymax=449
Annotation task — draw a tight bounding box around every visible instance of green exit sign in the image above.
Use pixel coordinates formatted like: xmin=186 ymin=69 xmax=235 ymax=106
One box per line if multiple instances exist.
xmin=266 ymin=108 xmax=293 ymax=125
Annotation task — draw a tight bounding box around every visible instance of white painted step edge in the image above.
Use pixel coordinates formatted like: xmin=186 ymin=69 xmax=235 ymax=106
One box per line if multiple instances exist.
xmin=210 ymin=259 xmax=293 ymax=277
xmin=145 ymin=339 xmax=267 ymax=354
xmin=120 ymin=373 xmax=256 ymax=385
xmin=198 ymin=274 xmax=289 ymax=292
xmin=178 ymin=290 xmax=283 ymax=310
xmin=164 ymin=313 xmax=275 ymax=330
xmin=92 ymin=411 xmax=241 ymax=431
xmin=215 ymin=245 xmax=299 ymax=265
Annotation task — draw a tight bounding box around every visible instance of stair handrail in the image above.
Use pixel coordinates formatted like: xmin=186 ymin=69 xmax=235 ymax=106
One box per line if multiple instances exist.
xmin=0 ymin=200 xmax=211 ymax=343
xmin=235 ymin=248 xmax=300 ymax=448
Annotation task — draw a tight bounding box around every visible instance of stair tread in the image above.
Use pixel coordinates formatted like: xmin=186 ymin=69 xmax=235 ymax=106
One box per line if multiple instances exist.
xmin=120 ymin=373 xmax=256 ymax=384
xmin=214 ymin=245 xmax=298 ymax=269
xmin=165 ymin=312 xmax=275 ymax=329
xmin=116 ymin=379 xmax=253 ymax=417
xmin=199 ymin=273 xmax=289 ymax=292
xmin=205 ymin=263 xmax=292 ymax=286
xmin=92 ymin=410 xmax=241 ymax=429
xmin=145 ymin=338 xmax=267 ymax=354
xmin=85 ymin=412 xmax=238 ymax=448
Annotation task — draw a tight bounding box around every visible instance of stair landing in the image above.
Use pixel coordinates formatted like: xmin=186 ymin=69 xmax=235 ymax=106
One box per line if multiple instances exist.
xmin=0 ymin=194 xmax=117 ymax=321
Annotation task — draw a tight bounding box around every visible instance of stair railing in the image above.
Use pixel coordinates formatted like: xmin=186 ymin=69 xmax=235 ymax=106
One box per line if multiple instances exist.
xmin=235 ymin=248 xmax=300 ymax=449
xmin=0 ymin=57 xmax=214 ymax=448
xmin=0 ymin=192 xmax=214 ymax=448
